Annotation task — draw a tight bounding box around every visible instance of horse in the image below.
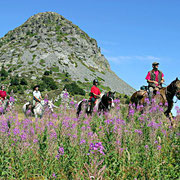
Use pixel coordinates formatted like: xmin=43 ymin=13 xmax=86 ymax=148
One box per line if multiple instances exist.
xmin=129 ymin=78 xmax=180 ymax=124
xmin=76 ymin=91 xmax=115 ymax=117
xmin=0 ymin=99 xmax=10 ymax=114
xmin=23 ymin=100 xmax=58 ymax=118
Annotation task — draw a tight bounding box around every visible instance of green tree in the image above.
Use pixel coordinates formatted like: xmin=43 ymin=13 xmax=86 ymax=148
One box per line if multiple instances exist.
xmin=64 ymin=82 xmax=85 ymax=96
xmin=42 ymin=76 xmax=58 ymax=90
xmin=0 ymin=65 xmax=8 ymax=77
xmin=10 ymin=76 xmax=19 ymax=86
xmin=20 ymin=78 xmax=28 ymax=85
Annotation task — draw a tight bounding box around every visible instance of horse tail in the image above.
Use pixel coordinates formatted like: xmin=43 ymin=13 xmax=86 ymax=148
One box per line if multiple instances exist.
xmin=77 ymin=99 xmax=89 ymax=117
xmin=22 ymin=102 xmax=30 ymax=116
xmin=76 ymin=100 xmax=83 ymax=117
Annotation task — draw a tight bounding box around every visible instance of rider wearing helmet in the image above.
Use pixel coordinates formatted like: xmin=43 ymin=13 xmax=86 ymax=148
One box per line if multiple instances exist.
xmin=145 ymin=62 xmax=165 ymax=101
xmin=33 ymin=85 xmax=42 ymax=106
xmin=0 ymin=85 xmax=7 ymax=102
xmin=89 ymin=79 xmax=101 ymax=105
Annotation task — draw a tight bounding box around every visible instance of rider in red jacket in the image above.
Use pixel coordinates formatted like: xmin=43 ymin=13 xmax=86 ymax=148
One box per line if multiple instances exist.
xmin=0 ymin=85 xmax=7 ymax=101
xmin=89 ymin=79 xmax=101 ymax=104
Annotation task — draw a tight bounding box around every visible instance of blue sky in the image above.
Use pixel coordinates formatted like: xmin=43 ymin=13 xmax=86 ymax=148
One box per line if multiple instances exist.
xmin=0 ymin=0 xmax=180 ymax=112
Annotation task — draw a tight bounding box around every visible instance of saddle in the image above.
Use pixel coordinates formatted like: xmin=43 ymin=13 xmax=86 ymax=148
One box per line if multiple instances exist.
xmin=140 ymin=85 xmax=163 ymax=98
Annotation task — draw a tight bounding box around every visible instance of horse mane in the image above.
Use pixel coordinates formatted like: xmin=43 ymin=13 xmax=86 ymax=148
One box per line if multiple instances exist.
xmin=167 ymin=78 xmax=179 ymax=93
xmin=94 ymin=92 xmax=105 ymax=110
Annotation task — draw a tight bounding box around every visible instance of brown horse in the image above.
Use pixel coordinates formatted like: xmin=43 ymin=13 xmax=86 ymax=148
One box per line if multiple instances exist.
xmin=130 ymin=78 xmax=180 ymax=124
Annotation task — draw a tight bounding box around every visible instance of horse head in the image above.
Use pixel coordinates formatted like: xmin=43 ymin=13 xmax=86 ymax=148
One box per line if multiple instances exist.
xmin=100 ymin=91 xmax=115 ymax=110
xmin=173 ymin=77 xmax=180 ymax=99
xmin=45 ymin=100 xmax=59 ymax=113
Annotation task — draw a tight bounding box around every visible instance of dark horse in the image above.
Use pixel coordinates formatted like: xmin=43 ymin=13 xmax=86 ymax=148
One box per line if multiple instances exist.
xmin=130 ymin=78 xmax=180 ymax=124
xmin=76 ymin=91 xmax=115 ymax=117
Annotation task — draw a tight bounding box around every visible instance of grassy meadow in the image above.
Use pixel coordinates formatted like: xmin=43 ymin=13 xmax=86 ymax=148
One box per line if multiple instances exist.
xmin=0 ymin=99 xmax=179 ymax=179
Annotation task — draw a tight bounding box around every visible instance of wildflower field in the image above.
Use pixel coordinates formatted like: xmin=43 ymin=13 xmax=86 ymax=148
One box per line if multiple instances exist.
xmin=0 ymin=99 xmax=179 ymax=179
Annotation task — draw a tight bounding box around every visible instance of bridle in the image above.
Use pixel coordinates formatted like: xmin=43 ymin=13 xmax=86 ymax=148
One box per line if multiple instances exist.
xmin=165 ymin=81 xmax=180 ymax=103
xmin=100 ymin=93 xmax=114 ymax=110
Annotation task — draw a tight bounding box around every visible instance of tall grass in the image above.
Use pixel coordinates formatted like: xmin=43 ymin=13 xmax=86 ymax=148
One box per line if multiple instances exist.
xmin=0 ymin=100 xmax=179 ymax=179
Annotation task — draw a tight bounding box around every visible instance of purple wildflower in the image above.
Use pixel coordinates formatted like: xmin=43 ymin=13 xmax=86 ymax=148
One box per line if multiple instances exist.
xmin=50 ymin=130 xmax=57 ymax=139
xmin=10 ymin=96 xmax=15 ymax=102
xmin=157 ymin=145 xmax=161 ymax=150
xmin=0 ymin=107 xmax=4 ymax=113
xmin=52 ymin=113 xmax=58 ymax=118
xmin=33 ymin=139 xmax=38 ymax=143
xmin=58 ymin=147 xmax=64 ymax=155
xmin=13 ymin=128 xmax=20 ymax=135
xmin=80 ymin=139 xmax=86 ymax=144
xmin=89 ymin=142 xmax=105 ymax=155
xmin=70 ymin=101 xmax=74 ymax=105
xmin=56 ymin=146 xmax=64 ymax=159
xmin=134 ymin=129 xmax=143 ymax=135
xmin=20 ymin=133 xmax=27 ymax=141
xmin=145 ymin=145 xmax=149 ymax=149
xmin=161 ymin=129 xmax=167 ymax=136
xmin=81 ymin=126 xmax=86 ymax=130
xmin=72 ymin=134 xmax=77 ymax=138
xmin=88 ymin=132 xmax=93 ymax=137
xmin=52 ymin=173 xmax=56 ymax=178
xmin=129 ymin=108 xmax=135 ymax=116
xmin=156 ymin=91 xmax=160 ymax=95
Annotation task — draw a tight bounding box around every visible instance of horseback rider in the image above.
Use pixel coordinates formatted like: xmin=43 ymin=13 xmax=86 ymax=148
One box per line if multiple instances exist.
xmin=88 ymin=79 xmax=101 ymax=109
xmin=145 ymin=62 xmax=165 ymax=101
xmin=33 ymin=85 xmax=42 ymax=107
xmin=0 ymin=85 xmax=7 ymax=104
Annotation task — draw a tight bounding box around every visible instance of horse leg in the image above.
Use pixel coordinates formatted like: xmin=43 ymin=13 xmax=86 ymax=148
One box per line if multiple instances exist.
xmin=34 ymin=109 xmax=38 ymax=118
xmin=164 ymin=101 xmax=174 ymax=126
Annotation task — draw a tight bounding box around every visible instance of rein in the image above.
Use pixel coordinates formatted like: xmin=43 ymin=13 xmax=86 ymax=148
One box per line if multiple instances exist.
xmin=100 ymin=93 xmax=113 ymax=110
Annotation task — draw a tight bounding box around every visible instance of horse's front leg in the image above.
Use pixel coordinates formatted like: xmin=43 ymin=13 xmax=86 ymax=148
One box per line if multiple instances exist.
xmin=164 ymin=101 xmax=174 ymax=126
xmin=40 ymin=111 xmax=44 ymax=119
xmin=34 ymin=109 xmax=38 ymax=118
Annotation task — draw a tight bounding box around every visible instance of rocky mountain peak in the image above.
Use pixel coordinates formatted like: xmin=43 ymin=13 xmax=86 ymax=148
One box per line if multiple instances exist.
xmin=0 ymin=12 xmax=134 ymax=95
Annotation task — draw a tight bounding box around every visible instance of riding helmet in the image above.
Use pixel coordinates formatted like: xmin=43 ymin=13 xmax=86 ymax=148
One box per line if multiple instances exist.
xmin=93 ymin=79 xmax=99 ymax=85
xmin=152 ymin=62 xmax=159 ymax=66
xmin=33 ymin=85 xmax=40 ymax=90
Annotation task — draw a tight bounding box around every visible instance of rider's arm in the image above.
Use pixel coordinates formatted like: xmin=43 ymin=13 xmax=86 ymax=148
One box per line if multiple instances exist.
xmin=39 ymin=95 xmax=42 ymax=100
xmin=146 ymin=72 xmax=158 ymax=84
xmin=147 ymin=79 xmax=158 ymax=84
xmin=161 ymin=77 xmax=165 ymax=84
xmin=34 ymin=96 xmax=41 ymax=102
xmin=92 ymin=93 xmax=101 ymax=97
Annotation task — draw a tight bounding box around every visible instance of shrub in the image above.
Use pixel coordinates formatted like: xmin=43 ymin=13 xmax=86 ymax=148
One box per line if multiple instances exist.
xmin=10 ymin=76 xmax=19 ymax=86
xmin=124 ymin=94 xmax=128 ymax=99
xmin=42 ymin=76 xmax=58 ymax=90
xmin=8 ymin=86 xmax=18 ymax=93
xmin=51 ymin=66 xmax=59 ymax=72
xmin=40 ymin=59 xmax=45 ymax=65
xmin=64 ymin=82 xmax=85 ymax=96
xmin=44 ymin=71 xmax=50 ymax=76
xmin=0 ymin=66 xmax=8 ymax=77
xmin=20 ymin=78 xmax=28 ymax=85
xmin=38 ymin=82 xmax=47 ymax=92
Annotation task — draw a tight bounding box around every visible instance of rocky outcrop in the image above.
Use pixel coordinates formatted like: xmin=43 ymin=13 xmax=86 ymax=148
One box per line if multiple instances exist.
xmin=0 ymin=12 xmax=135 ymax=95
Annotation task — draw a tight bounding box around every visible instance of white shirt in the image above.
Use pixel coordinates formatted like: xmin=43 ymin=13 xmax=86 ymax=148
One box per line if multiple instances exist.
xmin=33 ymin=91 xmax=41 ymax=99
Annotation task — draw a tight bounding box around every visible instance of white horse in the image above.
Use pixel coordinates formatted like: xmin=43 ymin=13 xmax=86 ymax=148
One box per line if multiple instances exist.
xmin=0 ymin=99 xmax=12 ymax=114
xmin=23 ymin=100 xmax=58 ymax=118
